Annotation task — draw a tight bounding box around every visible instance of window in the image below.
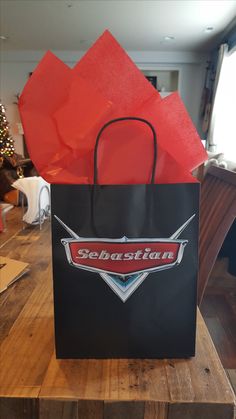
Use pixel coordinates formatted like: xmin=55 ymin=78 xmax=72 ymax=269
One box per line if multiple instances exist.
xmin=212 ymin=48 xmax=236 ymax=161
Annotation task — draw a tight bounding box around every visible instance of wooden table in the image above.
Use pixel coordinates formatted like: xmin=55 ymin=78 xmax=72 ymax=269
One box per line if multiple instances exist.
xmin=0 ymin=221 xmax=235 ymax=418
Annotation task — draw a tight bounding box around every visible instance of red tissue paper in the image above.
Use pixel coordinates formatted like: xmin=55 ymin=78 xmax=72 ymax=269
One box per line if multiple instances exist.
xmin=19 ymin=30 xmax=207 ymax=184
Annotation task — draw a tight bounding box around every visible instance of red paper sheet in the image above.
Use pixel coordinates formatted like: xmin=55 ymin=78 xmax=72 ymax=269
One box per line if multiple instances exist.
xmin=74 ymin=30 xmax=160 ymax=116
xmin=19 ymin=30 xmax=207 ymax=184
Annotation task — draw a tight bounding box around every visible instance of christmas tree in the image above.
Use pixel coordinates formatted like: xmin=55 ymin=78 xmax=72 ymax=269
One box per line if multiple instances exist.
xmin=0 ymin=103 xmax=14 ymax=156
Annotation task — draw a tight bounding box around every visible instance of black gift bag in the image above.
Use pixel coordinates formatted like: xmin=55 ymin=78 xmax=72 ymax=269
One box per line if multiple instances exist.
xmin=51 ymin=117 xmax=200 ymax=359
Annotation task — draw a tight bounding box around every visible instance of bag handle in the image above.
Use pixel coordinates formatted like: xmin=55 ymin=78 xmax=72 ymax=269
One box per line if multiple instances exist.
xmin=93 ymin=117 xmax=157 ymax=184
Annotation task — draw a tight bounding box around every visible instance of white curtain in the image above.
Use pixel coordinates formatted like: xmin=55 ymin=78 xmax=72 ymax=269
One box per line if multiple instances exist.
xmin=207 ymin=44 xmax=236 ymax=160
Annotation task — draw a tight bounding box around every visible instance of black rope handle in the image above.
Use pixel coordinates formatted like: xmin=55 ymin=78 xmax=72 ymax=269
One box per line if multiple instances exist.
xmin=93 ymin=117 xmax=157 ymax=184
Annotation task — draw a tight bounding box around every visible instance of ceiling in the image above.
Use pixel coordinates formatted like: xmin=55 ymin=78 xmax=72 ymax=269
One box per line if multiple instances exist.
xmin=0 ymin=0 xmax=236 ymax=52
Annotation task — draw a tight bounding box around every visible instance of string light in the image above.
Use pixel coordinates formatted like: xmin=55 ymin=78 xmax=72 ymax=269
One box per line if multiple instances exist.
xmin=0 ymin=103 xmax=15 ymax=156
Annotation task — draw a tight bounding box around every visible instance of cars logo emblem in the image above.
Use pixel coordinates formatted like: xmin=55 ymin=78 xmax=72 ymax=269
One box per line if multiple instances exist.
xmin=55 ymin=214 xmax=195 ymax=302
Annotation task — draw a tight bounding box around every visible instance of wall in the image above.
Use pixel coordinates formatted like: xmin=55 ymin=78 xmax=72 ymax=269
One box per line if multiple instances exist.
xmin=0 ymin=49 xmax=208 ymax=155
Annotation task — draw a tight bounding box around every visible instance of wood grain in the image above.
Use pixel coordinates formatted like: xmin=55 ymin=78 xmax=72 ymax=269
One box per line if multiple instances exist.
xmin=144 ymin=402 xmax=168 ymax=419
xmin=77 ymin=400 xmax=104 ymax=419
xmin=39 ymin=312 xmax=235 ymax=409
xmin=198 ymin=166 xmax=236 ymax=304
xmin=200 ymin=257 xmax=236 ymax=373
xmin=0 ymin=222 xmax=54 ymax=398
xmin=0 ymin=397 xmax=38 ymax=419
xmin=104 ymin=401 xmax=144 ymax=419
xmin=204 ymin=316 xmax=236 ymax=369
xmin=168 ymin=403 xmax=235 ymax=419
xmin=39 ymin=400 xmax=78 ymax=419
xmin=226 ymin=370 xmax=236 ymax=394
xmin=0 ymin=210 xmax=235 ymax=418
xmin=0 ymin=206 xmax=22 ymax=248
xmin=0 ymin=222 xmax=51 ymax=344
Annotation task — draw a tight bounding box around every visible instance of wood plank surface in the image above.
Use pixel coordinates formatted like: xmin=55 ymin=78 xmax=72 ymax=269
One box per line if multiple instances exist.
xmin=0 ymin=397 xmax=39 ymax=419
xmin=39 ymin=400 xmax=79 ymax=419
xmin=0 ymin=222 xmax=51 ymax=345
xmin=0 ymin=269 xmax=54 ymax=398
xmin=0 ymin=207 xmax=22 ymax=248
xmin=200 ymin=256 xmax=236 ymax=396
xmin=39 ymin=312 xmax=234 ymax=405
xmin=227 ymin=369 xmax=236 ymax=394
xmin=168 ymin=403 xmax=235 ymax=419
xmin=0 ymin=220 xmax=54 ymax=400
xmin=0 ymin=211 xmax=235 ymax=418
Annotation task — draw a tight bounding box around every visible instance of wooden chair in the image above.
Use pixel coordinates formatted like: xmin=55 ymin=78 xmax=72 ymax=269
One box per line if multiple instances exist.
xmin=198 ymin=165 xmax=236 ymax=305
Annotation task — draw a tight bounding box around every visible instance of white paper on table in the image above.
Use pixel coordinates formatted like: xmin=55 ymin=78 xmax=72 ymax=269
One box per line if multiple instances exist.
xmin=13 ymin=177 xmax=50 ymax=224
